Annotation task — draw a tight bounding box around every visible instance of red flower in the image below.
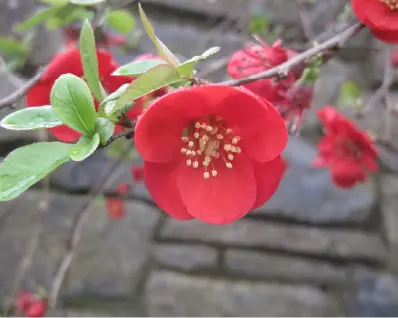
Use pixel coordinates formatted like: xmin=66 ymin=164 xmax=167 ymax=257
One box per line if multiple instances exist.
xmin=351 ymin=0 xmax=398 ymax=43
xmin=25 ymin=300 xmax=46 ymax=318
xmin=135 ymin=85 xmax=288 ymax=224
xmin=26 ymin=48 xmax=134 ymax=142
xmin=313 ymin=106 xmax=378 ymax=188
xmin=131 ymin=165 xmax=145 ymax=182
xmin=15 ymin=291 xmax=33 ymax=312
xmin=227 ymin=40 xmax=301 ymax=102
xmin=106 ymin=198 xmax=126 ymax=219
xmin=117 ymin=183 xmax=129 ymax=194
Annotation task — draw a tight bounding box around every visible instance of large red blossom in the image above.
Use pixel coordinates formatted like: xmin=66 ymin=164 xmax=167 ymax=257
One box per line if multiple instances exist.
xmin=228 ymin=40 xmax=302 ymax=102
xmin=351 ymin=0 xmax=398 ymax=43
xmin=313 ymin=106 xmax=378 ymax=188
xmin=135 ymin=85 xmax=288 ymax=224
xmin=26 ymin=48 xmax=136 ymax=142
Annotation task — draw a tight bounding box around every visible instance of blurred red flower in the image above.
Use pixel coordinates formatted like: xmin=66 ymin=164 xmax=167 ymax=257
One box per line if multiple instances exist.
xmin=26 ymin=48 xmax=138 ymax=142
xmin=313 ymin=106 xmax=378 ymax=188
xmin=135 ymin=85 xmax=288 ymax=224
xmin=351 ymin=0 xmax=398 ymax=43
xmin=15 ymin=291 xmax=33 ymax=312
xmin=131 ymin=165 xmax=145 ymax=182
xmin=106 ymin=198 xmax=126 ymax=219
xmin=227 ymin=40 xmax=302 ymax=102
xmin=25 ymin=301 xmax=46 ymax=318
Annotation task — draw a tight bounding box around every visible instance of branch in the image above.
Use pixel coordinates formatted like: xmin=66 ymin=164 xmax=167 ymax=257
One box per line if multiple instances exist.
xmin=100 ymin=126 xmax=135 ymax=147
xmin=220 ymin=23 xmax=364 ymax=86
xmin=0 ymin=67 xmax=46 ymax=110
xmin=48 ymin=146 xmax=132 ymax=310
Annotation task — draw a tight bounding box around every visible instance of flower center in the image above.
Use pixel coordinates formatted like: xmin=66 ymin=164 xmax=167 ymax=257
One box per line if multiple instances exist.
xmin=180 ymin=116 xmax=241 ymax=179
xmin=380 ymin=0 xmax=398 ymax=10
xmin=337 ymin=138 xmax=362 ymax=159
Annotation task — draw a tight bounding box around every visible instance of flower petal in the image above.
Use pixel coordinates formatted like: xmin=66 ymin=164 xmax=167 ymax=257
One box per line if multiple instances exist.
xmin=251 ymin=156 xmax=287 ymax=210
xmin=135 ymin=87 xmax=216 ymax=163
xmin=177 ymin=154 xmax=256 ymax=224
xmin=26 ymin=82 xmax=51 ymax=106
xmin=144 ymin=160 xmax=193 ymax=220
xmin=217 ymin=87 xmax=288 ymax=162
xmin=48 ymin=126 xmax=81 ymax=143
xmin=41 ymin=48 xmax=83 ymax=81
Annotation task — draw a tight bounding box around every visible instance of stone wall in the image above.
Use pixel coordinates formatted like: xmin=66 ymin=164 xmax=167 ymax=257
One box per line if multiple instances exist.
xmin=1 ymin=0 xmax=398 ymax=316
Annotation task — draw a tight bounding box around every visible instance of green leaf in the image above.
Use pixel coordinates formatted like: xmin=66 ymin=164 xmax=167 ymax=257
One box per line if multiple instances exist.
xmin=99 ymin=83 xmax=130 ymax=120
xmin=112 ymin=59 xmax=167 ymax=77
xmin=178 ymin=47 xmax=220 ymax=77
xmin=69 ymin=133 xmax=100 ymax=161
xmin=95 ymin=118 xmax=115 ymax=145
xmin=112 ymin=64 xmax=181 ymax=115
xmin=106 ymin=10 xmax=136 ymax=34
xmin=70 ymin=0 xmax=106 ymax=5
xmin=80 ymin=19 xmax=106 ymax=102
xmin=0 ymin=142 xmax=71 ymax=201
xmin=0 ymin=37 xmax=29 ymax=57
xmin=50 ymin=74 xmax=96 ymax=136
xmin=138 ymin=4 xmax=180 ymax=67
xmin=339 ymin=80 xmax=362 ymax=108
xmin=14 ymin=7 xmax=61 ymax=32
xmin=38 ymin=0 xmax=70 ymax=6
xmin=1 ymin=106 xmax=62 ymax=131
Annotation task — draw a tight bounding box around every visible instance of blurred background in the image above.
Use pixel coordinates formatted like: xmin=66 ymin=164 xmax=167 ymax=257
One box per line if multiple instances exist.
xmin=1 ymin=0 xmax=398 ymax=316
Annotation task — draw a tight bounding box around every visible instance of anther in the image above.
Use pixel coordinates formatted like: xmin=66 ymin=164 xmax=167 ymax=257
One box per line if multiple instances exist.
xmin=211 ymin=170 xmax=218 ymax=177
xmin=186 ymin=150 xmax=192 ymax=156
xmin=232 ymin=137 xmax=240 ymax=145
xmin=228 ymin=154 xmax=234 ymax=160
xmin=202 ymin=161 xmax=209 ymax=167
xmin=226 ymin=128 xmax=232 ymax=134
xmin=224 ymin=144 xmax=232 ymax=151
xmin=181 ymin=148 xmax=187 ymax=153
xmin=186 ymin=159 xmax=192 ymax=166
xmin=204 ymin=172 xmax=210 ymax=179
xmin=188 ymin=141 xmax=194 ymax=148
xmin=205 ymin=156 xmax=211 ymax=162
xmin=217 ymin=134 xmax=224 ymax=140
xmin=193 ymin=161 xmax=199 ymax=168
xmin=226 ymin=162 xmax=233 ymax=168
xmin=181 ymin=137 xmax=189 ymax=142
xmin=194 ymin=132 xmax=200 ymax=139
xmin=205 ymin=126 xmax=213 ymax=132
xmin=195 ymin=122 xmax=201 ymax=128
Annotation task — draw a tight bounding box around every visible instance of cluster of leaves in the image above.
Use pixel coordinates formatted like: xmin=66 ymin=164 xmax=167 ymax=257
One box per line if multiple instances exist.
xmin=0 ymin=5 xmax=219 ymax=201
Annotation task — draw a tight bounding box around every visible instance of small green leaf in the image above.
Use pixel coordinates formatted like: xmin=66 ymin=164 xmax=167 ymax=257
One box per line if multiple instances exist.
xmin=106 ymin=10 xmax=136 ymax=34
xmin=0 ymin=142 xmax=71 ymax=201
xmin=14 ymin=7 xmax=61 ymax=32
xmin=1 ymin=106 xmax=62 ymax=131
xmin=69 ymin=133 xmax=100 ymax=161
xmin=112 ymin=64 xmax=181 ymax=115
xmin=95 ymin=118 xmax=115 ymax=145
xmin=0 ymin=37 xmax=29 ymax=57
xmin=38 ymin=0 xmax=70 ymax=6
xmin=178 ymin=47 xmax=220 ymax=77
xmin=138 ymin=4 xmax=180 ymax=67
xmin=70 ymin=0 xmax=106 ymax=5
xmin=99 ymin=83 xmax=131 ymax=120
xmin=80 ymin=19 xmax=106 ymax=102
xmin=339 ymin=80 xmax=362 ymax=108
xmin=50 ymin=74 xmax=96 ymax=136
xmin=112 ymin=59 xmax=167 ymax=77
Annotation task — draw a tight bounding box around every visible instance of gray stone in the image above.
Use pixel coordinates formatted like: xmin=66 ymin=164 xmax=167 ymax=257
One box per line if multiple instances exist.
xmin=50 ymin=149 xmax=152 ymax=202
xmin=254 ymin=137 xmax=376 ymax=224
xmin=367 ymin=40 xmax=398 ymax=86
xmin=347 ymin=268 xmax=398 ymax=317
xmin=0 ymin=191 xmax=159 ymax=305
xmin=159 ymin=219 xmax=386 ymax=262
xmin=146 ymin=271 xmax=342 ymax=316
xmin=224 ymin=250 xmax=348 ymax=284
xmin=381 ymin=175 xmax=398 ymax=271
xmin=152 ymin=244 xmax=218 ymax=270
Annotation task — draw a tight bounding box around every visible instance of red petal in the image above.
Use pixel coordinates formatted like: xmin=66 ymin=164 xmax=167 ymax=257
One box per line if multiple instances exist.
xmin=106 ymin=198 xmax=126 ymax=219
xmin=42 ymin=48 xmax=83 ymax=81
xmin=26 ymin=82 xmax=51 ymax=106
xmin=252 ymin=156 xmax=286 ymax=210
xmin=135 ymin=87 xmax=212 ymax=163
xmin=330 ymin=160 xmax=366 ymax=188
xmin=48 ymin=126 xmax=81 ymax=143
xmin=312 ymin=156 xmax=328 ymax=167
xmin=218 ymin=87 xmax=287 ymax=162
xmin=144 ymin=160 xmax=193 ymax=220
xmin=371 ymin=28 xmax=398 ymax=44
xmin=351 ymin=0 xmax=398 ymax=31
xmin=177 ymin=154 xmax=256 ymax=224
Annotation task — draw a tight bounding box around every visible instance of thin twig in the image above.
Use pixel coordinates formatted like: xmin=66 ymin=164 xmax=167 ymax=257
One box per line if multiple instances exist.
xmin=48 ymin=146 xmax=132 ymax=310
xmin=100 ymin=126 xmax=135 ymax=147
xmin=0 ymin=68 xmax=46 ymax=110
xmin=220 ymin=23 xmax=364 ymax=86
